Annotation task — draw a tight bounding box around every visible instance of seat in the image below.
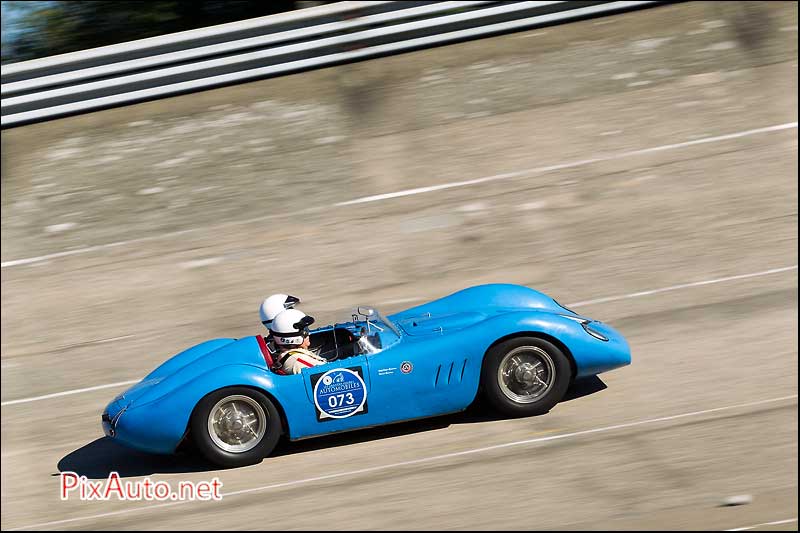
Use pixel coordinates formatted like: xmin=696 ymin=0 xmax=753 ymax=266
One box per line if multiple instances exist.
xmin=256 ymin=335 xmax=286 ymax=375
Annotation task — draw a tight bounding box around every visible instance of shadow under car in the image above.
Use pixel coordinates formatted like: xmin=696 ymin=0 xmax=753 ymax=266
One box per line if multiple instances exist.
xmin=58 ymin=375 xmax=606 ymax=478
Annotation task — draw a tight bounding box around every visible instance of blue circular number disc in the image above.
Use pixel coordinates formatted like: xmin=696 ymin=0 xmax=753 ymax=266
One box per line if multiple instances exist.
xmin=313 ymin=369 xmax=367 ymax=419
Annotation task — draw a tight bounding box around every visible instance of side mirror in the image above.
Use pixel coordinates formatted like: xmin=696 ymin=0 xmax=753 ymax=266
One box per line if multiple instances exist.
xmin=357 ymin=306 xmax=375 ymax=317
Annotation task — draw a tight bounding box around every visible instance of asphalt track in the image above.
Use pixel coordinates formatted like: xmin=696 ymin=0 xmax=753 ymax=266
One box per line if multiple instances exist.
xmin=1 ymin=3 xmax=798 ymax=531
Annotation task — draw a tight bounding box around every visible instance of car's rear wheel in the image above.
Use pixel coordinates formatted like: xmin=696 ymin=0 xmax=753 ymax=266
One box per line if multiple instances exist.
xmin=191 ymin=387 xmax=281 ymax=467
xmin=482 ymin=337 xmax=571 ymax=417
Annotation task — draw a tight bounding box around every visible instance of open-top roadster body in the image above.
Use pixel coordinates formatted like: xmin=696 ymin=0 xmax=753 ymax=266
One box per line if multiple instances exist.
xmin=102 ymin=284 xmax=631 ymax=467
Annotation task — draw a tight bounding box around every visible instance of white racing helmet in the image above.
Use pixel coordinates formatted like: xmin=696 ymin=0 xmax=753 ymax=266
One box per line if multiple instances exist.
xmin=270 ymin=309 xmax=315 ymax=347
xmin=259 ymin=294 xmax=301 ymax=328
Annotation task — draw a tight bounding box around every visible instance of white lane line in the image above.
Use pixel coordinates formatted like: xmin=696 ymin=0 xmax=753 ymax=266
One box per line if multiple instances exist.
xmin=0 ymin=380 xmax=139 ymax=406
xmin=336 ymin=122 xmax=798 ymax=206
xmin=0 ymin=229 xmax=197 ymax=269
xmin=75 ymin=334 xmax=136 ymax=345
xmin=726 ymin=518 xmax=798 ymax=531
xmin=2 ymin=122 xmax=796 ymax=270
xmin=567 ymin=265 xmax=798 ymax=308
xmin=8 ymin=394 xmax=797 ymax=531
xmin=380 ymin=265 xmax=799 ymax=312
xmin=2 ymin=263 xmax=796 ymax=407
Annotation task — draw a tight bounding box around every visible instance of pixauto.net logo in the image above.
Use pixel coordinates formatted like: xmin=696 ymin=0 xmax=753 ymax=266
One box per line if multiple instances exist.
xmin=60 ymin=472 xmax=223 ymax=501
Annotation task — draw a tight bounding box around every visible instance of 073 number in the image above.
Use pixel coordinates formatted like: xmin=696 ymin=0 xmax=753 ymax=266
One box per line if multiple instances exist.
xmin=327 ymin=393 xmax=355 ymax=408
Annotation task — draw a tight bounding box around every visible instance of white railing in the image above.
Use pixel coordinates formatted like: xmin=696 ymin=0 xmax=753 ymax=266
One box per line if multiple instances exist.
xmin=0 ymin=1 xmax=660 ymax=128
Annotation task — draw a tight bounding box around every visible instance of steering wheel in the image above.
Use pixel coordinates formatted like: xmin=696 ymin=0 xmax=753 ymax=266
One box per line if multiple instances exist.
xmin=319 ymin=347 xmax=339 ymax=362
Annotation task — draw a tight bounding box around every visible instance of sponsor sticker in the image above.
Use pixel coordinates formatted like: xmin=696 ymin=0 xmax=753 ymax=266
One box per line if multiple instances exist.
xmin=311 ymin=367 xmax=368 ymax=421
xmin=400 ymin=361 xmax=413 ymax=374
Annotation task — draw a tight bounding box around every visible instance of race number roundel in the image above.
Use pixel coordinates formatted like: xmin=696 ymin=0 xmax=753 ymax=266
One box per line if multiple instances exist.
xmin=313 ymin=368 xmax=367 ymax=419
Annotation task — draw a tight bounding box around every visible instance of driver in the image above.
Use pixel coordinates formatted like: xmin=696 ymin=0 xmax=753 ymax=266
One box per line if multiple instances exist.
xmin=259 ymin=293 xmax=301 ymax=358
xmin=270 ymin=309 xmax=326 ymax=375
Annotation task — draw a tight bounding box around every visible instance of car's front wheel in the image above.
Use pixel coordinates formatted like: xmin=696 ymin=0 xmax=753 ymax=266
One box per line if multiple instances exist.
xmin=482 ymin=337 xmax=571 ymax=417
xmin=191 ymin=387 xmax=282 ymax=467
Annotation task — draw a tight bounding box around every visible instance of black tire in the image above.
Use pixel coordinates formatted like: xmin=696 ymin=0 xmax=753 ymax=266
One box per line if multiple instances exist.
xmin=481 ymin=336 xmax=572 ymax=417
xmin=190 ymin=387 xmax=282 ymax=468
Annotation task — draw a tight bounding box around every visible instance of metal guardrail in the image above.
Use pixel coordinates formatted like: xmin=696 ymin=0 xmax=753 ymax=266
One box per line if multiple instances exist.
xmin=0 ymin=0 xmax=660 ymax=128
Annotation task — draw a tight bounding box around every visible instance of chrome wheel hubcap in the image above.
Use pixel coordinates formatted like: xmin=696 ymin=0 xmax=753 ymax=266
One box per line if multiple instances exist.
xmin=498 ymin=346 xmax=555 ymax=403
xmin=207 ymin=395 xmax=266 ymax=453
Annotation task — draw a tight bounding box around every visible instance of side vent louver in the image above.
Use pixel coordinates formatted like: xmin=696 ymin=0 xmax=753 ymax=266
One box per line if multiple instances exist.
xmin=435 ymin=360 xmax=469 ymax=387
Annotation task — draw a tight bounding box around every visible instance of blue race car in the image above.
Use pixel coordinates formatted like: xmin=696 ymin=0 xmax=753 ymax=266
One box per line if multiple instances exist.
xmin=102 ymin=284 xmax=630 ymax=467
